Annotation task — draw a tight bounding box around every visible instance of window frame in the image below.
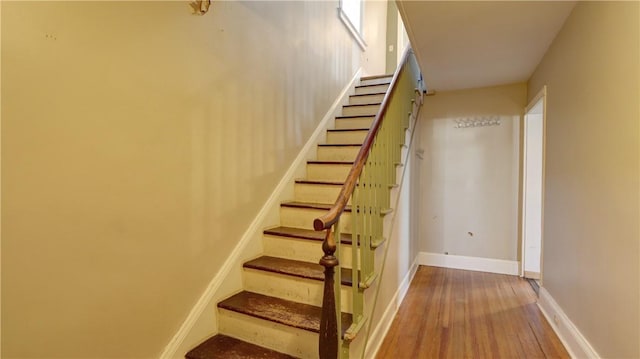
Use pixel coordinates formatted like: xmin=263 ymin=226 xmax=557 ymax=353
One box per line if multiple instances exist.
xmin=338 ymin=0 xmax=367 ymax=50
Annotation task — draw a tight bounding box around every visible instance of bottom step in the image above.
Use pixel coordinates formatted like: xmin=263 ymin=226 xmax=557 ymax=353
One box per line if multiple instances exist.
xmin=218 ymin=291 xmax=352 ymax=358
xmin=186 ymin=334 xmax=296 ymax=359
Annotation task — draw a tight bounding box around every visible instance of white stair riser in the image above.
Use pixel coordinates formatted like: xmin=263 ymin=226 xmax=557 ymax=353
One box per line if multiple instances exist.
xmin=218 ymin=309 xmax=318 ymax=359
xmin=262 ymin=234 xmax=357 ymax=268
xmin=243 ymin=269 xmax=353 ymax=313
xmin=355 ymin=84 xmax=389 ymax=95
xmin=326 ymin=130 xmax=368 ymax=144
xmin=359 ymin=77 xmax=392 ymax=86
xmin=349 ymin=93 xmax=385 ymax=105
xmin=317 ymin=146 xmax=361 ymax=161
xmin=294 ymin=183 xmax=348 ymax=205
xmin=280 ymin=206 xmax=352 ymax=232
xmin=334 ymin=117 xmax=375 ymax=130
xmin=342 ymin=104 xmax=380 ymax=116
xmin=306 ymin=163 xmax=352 ymax=182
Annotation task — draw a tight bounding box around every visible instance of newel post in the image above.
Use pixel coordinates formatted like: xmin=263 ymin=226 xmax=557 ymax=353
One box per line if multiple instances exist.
xmin=319 ymin=227 xmax=339 ymax=359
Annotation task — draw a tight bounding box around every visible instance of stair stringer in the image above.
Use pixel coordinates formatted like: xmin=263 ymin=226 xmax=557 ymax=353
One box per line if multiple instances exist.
xmin=160 ymin=68 xmax=363 ymax=359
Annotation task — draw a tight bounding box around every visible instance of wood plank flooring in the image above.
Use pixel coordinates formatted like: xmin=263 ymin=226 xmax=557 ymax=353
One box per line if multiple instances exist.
xmin=376 ymin=266 xmax=569 ymax=359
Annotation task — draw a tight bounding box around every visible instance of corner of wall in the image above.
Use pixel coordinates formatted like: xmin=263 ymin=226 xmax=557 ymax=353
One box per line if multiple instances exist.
xmin=538 ymin=287 xmax=601 ymax=359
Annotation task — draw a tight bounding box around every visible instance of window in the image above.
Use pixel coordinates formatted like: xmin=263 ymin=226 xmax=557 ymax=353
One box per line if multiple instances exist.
xmin=339 ymin=0 xmax=366 ymax=50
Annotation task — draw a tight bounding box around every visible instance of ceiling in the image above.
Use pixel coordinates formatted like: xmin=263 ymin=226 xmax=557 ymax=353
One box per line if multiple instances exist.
xmin=397 ymin=1 xmax=576 ymax=92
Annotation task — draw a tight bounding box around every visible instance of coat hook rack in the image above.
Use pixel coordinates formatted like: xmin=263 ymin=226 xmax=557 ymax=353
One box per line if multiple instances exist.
xmin=453 ymin=116 xmax=501 ymax=129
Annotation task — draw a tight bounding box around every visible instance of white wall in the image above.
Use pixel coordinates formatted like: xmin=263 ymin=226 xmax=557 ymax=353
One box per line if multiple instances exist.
xmin=1 ymin=1 xmax=386 ymax=357
xmin=528 ymin=2 xmax=639 ymax=357
xmin=418 ymin=83 xmax=526 ymax=261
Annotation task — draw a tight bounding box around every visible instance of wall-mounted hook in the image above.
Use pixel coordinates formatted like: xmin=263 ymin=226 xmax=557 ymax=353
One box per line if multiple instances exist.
xmin=191 ymin=0 xmax=211 ymax=15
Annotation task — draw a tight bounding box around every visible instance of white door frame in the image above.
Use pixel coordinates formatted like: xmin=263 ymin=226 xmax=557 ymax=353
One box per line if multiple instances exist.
xmin=521 ymin=86 xmax=547 ymax=283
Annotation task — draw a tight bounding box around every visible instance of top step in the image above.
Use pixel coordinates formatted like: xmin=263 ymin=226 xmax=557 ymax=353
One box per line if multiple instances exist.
xmin=360 ymin=74 xmax=393 ymax=86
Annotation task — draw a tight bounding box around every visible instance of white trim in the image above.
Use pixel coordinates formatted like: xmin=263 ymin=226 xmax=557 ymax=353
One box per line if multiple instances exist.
xmin=521 ymin=85 xmax=547 ymax=284
xmin=416 ymin=252 xmax=519 ymax=275
xmin=364 ymin=257 xmax=419 ymax=359
xmin=538 ymin=287 xmax=600 ymax=359
xmin=159 ymin=69 xmax=363 ymax=359
xmin=338 ymin=6 xmax=367 ymax=51
xmin=521 ymin=91 xmax=545 ymax=279
xmin=539 ymin=86 xmax=547 ymax=286
xmin=526 ymin=86 xmax=547 ymax=113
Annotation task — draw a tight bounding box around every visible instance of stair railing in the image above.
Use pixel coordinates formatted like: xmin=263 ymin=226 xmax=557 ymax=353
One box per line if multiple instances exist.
xmin=315 ymin=47 xmax=424 ymax=359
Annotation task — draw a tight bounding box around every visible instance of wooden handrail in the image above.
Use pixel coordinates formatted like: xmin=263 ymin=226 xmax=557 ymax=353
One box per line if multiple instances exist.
xmin=313 ymin=47 xmax=412 ymax=232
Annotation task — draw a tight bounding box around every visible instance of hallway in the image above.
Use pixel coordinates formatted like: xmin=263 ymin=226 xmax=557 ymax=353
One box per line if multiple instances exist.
xmin=376 ymin=266 xmax=569 ymax=358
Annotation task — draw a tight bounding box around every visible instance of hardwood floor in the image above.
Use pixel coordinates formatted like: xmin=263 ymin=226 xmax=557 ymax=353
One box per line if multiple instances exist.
xmin=376 ymin=266 xmax=569 ymax=359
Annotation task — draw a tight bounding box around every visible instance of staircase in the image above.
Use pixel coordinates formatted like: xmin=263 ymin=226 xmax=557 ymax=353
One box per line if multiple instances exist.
xmin=185 ymin=74 xmax=394 ymax=359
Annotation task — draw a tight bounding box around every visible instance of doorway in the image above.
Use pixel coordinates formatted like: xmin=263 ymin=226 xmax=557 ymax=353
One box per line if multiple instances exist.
xmin=522 ymin=87 xmax=546 ymax=281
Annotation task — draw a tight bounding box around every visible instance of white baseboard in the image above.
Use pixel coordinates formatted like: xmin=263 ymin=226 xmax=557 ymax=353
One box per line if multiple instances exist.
xmin=416 ymin=252 xmax=519 ymax=275
xmin=363 ymin=257 xmax=419 ymax=359
xmin=159 ymin=69 xmax=363 ymax=359
xmin=538 ymin=287 xmax=600 ymax=359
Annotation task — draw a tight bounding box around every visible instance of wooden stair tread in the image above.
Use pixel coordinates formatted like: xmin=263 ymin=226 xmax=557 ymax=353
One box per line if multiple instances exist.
xmin=342 ymin=103 xmax=381 ymax=108
xmin=360 ymin=74 xmax=393 ymax=80
xmin=327 ymin=128 xmax=370 ymax=132
xmin=355 ymin=82 xmax=391 ymax=88
xmin=295 ymin=179 xmax=344 ymax=185
xmin=307 ymin=160 xmax=354 ymax=165
xmin=280 ymin=201 xmax=388 ymax=217
xmin=335 ymin=114 xmax=375 ymax=119
xmin=280 ymin=201 xmax=352 ymax=212
xmin=218 ymin=291 xmax=352 ymax=335
xmin=244 ymin=256 xmax=355 ymax=286
xmin=294 ymin=179 xmax=373 ymax=189
xmin=317 ymin=143 xmax=362 ymax=147
xmin=185 ymin=334 xmax=296 ymax=359
xmin=350 ymin=92 xmax=387 ymax=97
xmin=263 ymin=226 xmax=353 ymax=244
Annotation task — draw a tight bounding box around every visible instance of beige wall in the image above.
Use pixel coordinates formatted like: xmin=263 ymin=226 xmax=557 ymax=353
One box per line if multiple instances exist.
xmin=385 ymin=1 xmax=398 ymax=74
xmin=528 ymin=2 xmax=639 ymax=357
xmin=1 ymin=1 xmax=386 ymax=357
xmin=417 ymin=84 xmax=526 ymax=261
xmin=361 ymin=0 xmax=387 ymax=76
